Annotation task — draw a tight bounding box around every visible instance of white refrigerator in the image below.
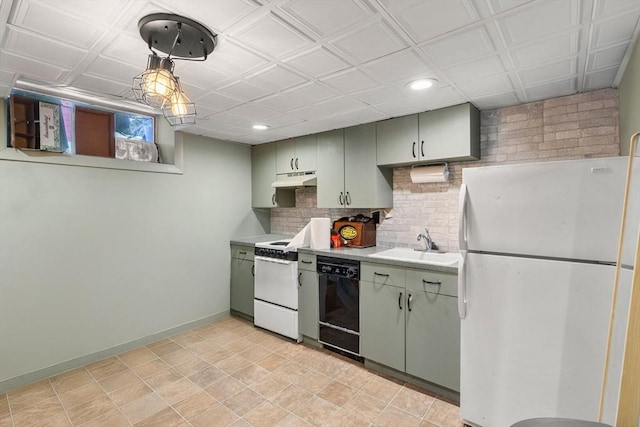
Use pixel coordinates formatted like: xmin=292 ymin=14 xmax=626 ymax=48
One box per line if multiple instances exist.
xmin=458 ymin=156 xmax=639 ymax=427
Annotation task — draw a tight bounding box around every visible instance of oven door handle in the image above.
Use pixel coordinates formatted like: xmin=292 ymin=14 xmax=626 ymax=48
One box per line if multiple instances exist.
xmin=255 ymin=256 xmax=293 ymax=265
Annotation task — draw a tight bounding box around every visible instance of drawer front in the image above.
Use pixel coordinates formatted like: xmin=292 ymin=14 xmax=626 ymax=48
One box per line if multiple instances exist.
xmin=361 ymin=262 xmax=405 ymax=287
xmin=231 ymin=245 xmax=254 ymax=261
xmin=406 ymin=268 xmax=457 ymax=297
xmin=298 ymin=253 xmax=316 ymax=271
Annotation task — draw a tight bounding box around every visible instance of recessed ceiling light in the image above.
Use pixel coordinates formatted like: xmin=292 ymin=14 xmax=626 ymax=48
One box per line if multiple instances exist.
xmin=407 ymin=78 xmax=437 ymax=91
xmin=253 ymin=124 xmax=269 ymax=130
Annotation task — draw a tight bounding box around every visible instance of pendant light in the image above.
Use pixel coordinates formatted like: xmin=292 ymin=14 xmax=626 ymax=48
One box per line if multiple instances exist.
xmin=132 ymin=13 xmax=217 ymax=125
xmin=162 ymin=77 xmax=196 ymax=125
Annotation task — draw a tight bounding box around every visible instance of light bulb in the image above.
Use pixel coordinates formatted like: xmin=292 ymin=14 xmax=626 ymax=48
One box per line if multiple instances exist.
xmin=143 ymin=70 xmax=175 ymax=96
xmin=171 ymin=92 xmax=188 ymax=117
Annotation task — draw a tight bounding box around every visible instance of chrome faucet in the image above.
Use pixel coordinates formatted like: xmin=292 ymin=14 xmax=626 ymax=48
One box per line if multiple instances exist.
xmin=417 ymin=228 xmax=437 ymax=252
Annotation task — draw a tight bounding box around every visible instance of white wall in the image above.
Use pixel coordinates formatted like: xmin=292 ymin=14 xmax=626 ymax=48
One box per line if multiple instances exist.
xmin=0 ymin=122 xmax=268 ymax=388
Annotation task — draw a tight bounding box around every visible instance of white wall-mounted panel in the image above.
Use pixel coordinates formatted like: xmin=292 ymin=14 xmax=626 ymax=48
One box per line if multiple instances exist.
xmin=519 ymin=58 xmax=577 ymax=86
xmin=1 ymin=52 xmax=66 ymax=82
xmin=587 ymin=45 xmax=629 ymax=71
xmin=591 ymin=12 xmax=640 ymax=49
xmin=284 ymin=47 xmax=349 ymax=78
xmin=174 ymin=62 xmax=233 ymax=92
xmin=499 ymin=0 xmax=579 ymax=45
xmin=71 ymin=74 xmax=131 ymax=98
xmin=320 ymin=68 xmax=379 ymax=94
xmin=594 ymin=0 xmax=640 ymax=20
xmin=192 ymin=91 xmax=244 ymax=111
xmin=232 ymin=12 xmax=313 ymax=59
xmin=244 ymin=65 xmax=307 ymax=92
xmin=525 ymin=77 xmax=577 ymax=101
xmin=472 ymin=91 xmax=520 ymax=109
xmin=584 ymin=67 xmax=619 ymax=90
xmin=280 ymin=0 xmax=372 ymax=37
xmin=84 ymin=56 xmax=142 ymax=85
xmin=251 ymin=113 xmax=304 ymax=129
xmin=485 ymin=0 xmax=533 ymax=14
xmin=330 ymin=19 xmax=408 ymax=64
xmin=157 ymin=0 xmax=259 ymax=32
xmin=457 ymin=75 xmax=515 ymax=98
xmin=421 ymin=26 xmax=496 ymax=67
xmin=510 ymin=33 xmax=578 ymax=68
xmin=385 ymin=0 xmax=478 ymax=43
xmin=289 ymin=96 xmax=365 ymax=121
xmin=4 ymin=27 xmax=88 ymax=69
xmin=208 ymin=41 xmax=270 ymax=76
xmin=11 ymin=0 xmax=105 ymax=49
xmin=100 ymin=33 xmax=153 ymax=68
xmin=218 ymin=80 xmax=271 ymax=101
xmin=363 ymin=49 xmax=433 ymax=85
xmin=226 ymin=103 xmax=278 ymax=122
xmin=444 ymin=55 xmax=506 ymax=82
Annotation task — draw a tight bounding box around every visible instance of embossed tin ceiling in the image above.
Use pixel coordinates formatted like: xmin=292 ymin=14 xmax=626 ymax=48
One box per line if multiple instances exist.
xmin=0 ymin=0 xmax=638 ymax=144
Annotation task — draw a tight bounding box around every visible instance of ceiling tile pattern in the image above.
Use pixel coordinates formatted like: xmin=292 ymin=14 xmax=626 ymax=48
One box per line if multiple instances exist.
xmin=0 ymin=0 xmax=639 ymax=144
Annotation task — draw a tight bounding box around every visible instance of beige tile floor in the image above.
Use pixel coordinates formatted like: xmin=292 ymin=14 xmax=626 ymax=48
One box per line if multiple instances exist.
xmin=0 ymin=316 xmax=464 ymax=427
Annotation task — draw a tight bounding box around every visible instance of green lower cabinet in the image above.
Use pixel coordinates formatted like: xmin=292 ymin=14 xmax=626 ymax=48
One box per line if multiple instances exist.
xmin=405 ymin=290 xmax=461 ymax=392
xmin=230 ymin=257 xmax=254 ymax=317
xmin=298 ymin=269 xmax=318 ymax=339
xmin=360 ymin=280 xmax=405 ymax=372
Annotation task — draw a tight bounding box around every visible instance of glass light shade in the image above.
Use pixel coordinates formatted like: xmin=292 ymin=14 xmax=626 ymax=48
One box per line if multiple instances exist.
xmin=132 ymin=55 xmax=178 ymax=109
xmin=143 ymin=69 xmax=176 ymax=97
xmin=162 ymin=79 xmax=196 ymax=126
xmin=170 ymin=91 xmax=189 ymax=116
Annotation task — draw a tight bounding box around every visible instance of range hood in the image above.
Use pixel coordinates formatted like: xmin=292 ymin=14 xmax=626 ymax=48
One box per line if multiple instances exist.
xmin=271 ymin=172 xmax=317 ymax=188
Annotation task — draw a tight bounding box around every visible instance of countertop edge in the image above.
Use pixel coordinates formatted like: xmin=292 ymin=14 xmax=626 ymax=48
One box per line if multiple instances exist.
xmin=229 ymin=235 xmax=457 ymax=273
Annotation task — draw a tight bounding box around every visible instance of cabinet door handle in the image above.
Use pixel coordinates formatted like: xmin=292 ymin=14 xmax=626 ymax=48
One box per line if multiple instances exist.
xmin=339 ymin=192 xmax=344 ymax=205
xmin=421 ymin=140 xmax=424 ymax=157
xmin=412 ymin=142 xmax=416 ymax=158
xmin=290 ymin=158 xmax=294 ymax=170
xmin=301 ymin=260 xmax=312 ymax=264
xmin=298 ymin=272 xmax=302 ymax=287
xmin=408 ymin=293 xmax=413 ymax=311
xmin=272 ymin=193 xmax=276 ymax=205
xmin=374 ymin=272 xmax=389 ymax=277
xmin=398 ymin=291 xmax=403 ymax=310
xmin=239 ymin=251 xmax=247 ymax=255
xmin=345 ymin=191 xmax=351 ymax=205
xmin=251 ymin=264 xmax=255 ymax=277
xmin=295 ymin=158 xmax=299 ymax=170
xmin=423 ymin=279 xmax=442 ymax=286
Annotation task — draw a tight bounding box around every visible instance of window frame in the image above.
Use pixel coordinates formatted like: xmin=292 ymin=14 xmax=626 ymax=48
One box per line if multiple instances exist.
xmin=1 ymin=88 xmax=183 ymax=175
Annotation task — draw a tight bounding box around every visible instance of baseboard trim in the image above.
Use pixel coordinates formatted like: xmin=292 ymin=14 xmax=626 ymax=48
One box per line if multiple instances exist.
xmin=0 ymin=310 xmax=229 ymax=393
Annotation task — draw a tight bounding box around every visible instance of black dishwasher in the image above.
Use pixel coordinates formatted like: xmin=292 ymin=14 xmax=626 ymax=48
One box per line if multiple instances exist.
xmin=317 ymin=256 xmax=360 ymax=357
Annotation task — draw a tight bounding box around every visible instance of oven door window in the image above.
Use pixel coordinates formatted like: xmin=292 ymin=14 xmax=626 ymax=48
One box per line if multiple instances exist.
xmin=319 ymin=274 xmax=359 ymax=333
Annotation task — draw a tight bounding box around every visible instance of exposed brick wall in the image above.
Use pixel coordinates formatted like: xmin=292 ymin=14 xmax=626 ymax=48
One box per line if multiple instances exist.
xmin=270 ymin=89 xmax=620 ymax=251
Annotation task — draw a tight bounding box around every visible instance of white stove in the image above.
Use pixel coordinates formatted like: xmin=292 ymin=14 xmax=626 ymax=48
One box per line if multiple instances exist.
xmin=253 ymin=239 xmax=301 ymax=341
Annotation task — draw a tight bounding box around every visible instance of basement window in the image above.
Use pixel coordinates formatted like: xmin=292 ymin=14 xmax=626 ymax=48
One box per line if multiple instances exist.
xmin=6 ymin=89 xmax=159 ymax=163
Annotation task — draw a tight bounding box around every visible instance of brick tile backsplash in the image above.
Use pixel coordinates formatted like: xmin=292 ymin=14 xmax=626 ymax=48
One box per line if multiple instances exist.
xmin=269 ymin=89 xmax=620 ymax=252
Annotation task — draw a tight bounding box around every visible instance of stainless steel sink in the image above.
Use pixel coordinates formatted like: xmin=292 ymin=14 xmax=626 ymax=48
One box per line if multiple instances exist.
xmin=369 ymin=247 xmax=459 ymax=266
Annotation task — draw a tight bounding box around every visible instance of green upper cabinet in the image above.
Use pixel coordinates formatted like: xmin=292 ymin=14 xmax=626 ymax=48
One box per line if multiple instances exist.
xmin=419 ymin=103 xmax=480 ymax=162
xmin=376 ymin=114 xmax=419 ymax=166
xmin=317 ymin=123 xmax=392 ymax=208
xmin=251 ymin=143 xmax=294 ymax=208
xmin=276 ymin=135 xmax=317 ymax=174
xmin=377 ymin=103 xmax=480 ymax=167
xmin=316 ymin=129 xmax=345 ymax=208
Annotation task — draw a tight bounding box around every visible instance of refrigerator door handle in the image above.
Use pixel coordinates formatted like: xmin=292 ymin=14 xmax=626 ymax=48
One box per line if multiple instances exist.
xmin=458 ymin=252 xmax=467 ymax=319
xmin=458 ymin=183 xmax=468 ymax=251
